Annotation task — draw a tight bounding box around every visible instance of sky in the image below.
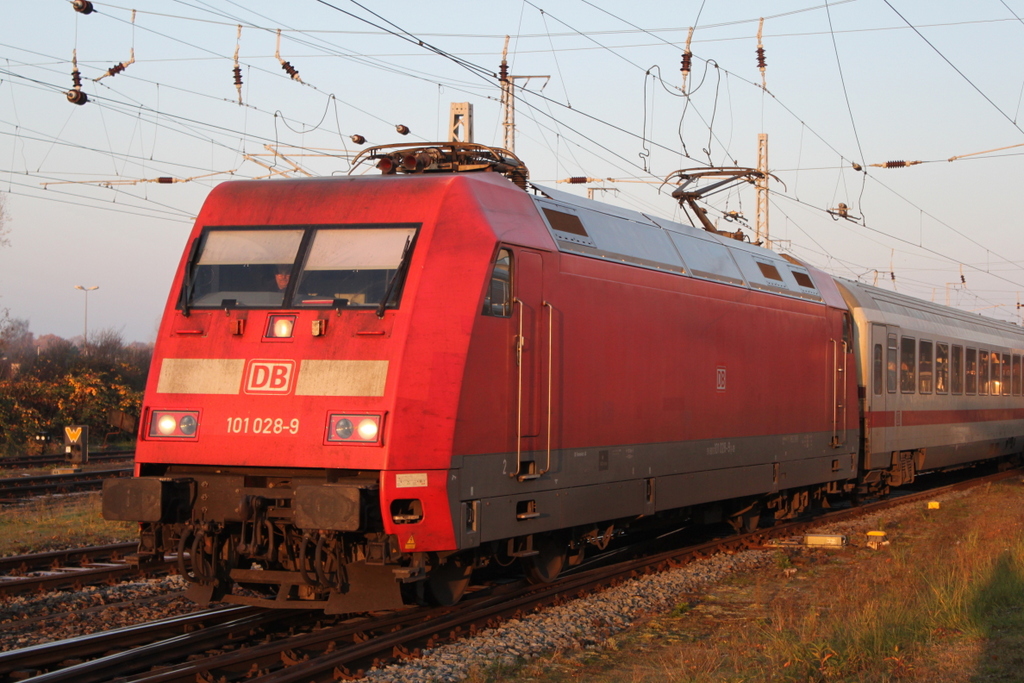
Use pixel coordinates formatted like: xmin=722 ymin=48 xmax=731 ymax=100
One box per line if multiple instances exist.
xmin=3 ymin=1 xmax=1024 ymax=342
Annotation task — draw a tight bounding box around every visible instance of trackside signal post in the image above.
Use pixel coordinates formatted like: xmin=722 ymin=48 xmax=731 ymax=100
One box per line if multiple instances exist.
xmin=58 ymin=425 xmax=88 ymax=473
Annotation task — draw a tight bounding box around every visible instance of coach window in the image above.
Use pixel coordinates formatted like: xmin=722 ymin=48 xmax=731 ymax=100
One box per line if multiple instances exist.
xmin=1002 ymin=353 xmax=1012 ymax=395
xmin=966 ymin=348 xmax=977 ymax=394
xmin=482 ymin=249 xmax=512 ymax=317
xmin=979 ymin=350 xmax=990 ymax=395
xmin=990 ymin=352 xmax=1001 ymax=395
xmin=918 ymin=340 xmax=933 ymax=394
xmin=886 ymin=334 xmax=898 ymax=393
xmin=935 ymin=343 xmax=949 ymax=394
xmin=900 ymin=337 xmax=916 ymax=393
xmin=1014 ymin=355 xmax=1022 ymax=396
xmin=951 ymin=345 xmax=964 ymax=394
xmin=872 ymin=344 xmax=884 ymax=395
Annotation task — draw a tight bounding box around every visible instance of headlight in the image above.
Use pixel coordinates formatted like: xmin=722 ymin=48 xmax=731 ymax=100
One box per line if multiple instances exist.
xmin=178 ymin=414 xmax=198 ymax=436
xmin=356 ymin=418 xmax=378 ymax=441
xmin=326 ymin=414 xmax=382 ymax=444
xmin=156 ymin=414 xmax=178 ymax=435
xmin=334 ymin=418 xmax=354 ymax=440
xmin=149 ymin=410 xmax=200 ymax=439
xmin=266 ymin=315 xmax=296 ymax=339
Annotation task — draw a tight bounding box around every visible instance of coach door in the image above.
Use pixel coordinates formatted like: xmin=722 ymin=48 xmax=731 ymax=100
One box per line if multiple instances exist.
xmin=868 ymin=323 xmax=899 ymax=468
xmin=511 ymin=249 xmax=550 ymax=480
xmin=829 ymin=310 xmax=851 ymax=448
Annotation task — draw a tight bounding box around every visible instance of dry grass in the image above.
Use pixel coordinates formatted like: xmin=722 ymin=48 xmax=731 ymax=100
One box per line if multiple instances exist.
xmin=479 ymin=480 xmax=1024 ymax=683
xmin=0 ymin=492 xmax=137 ymax=557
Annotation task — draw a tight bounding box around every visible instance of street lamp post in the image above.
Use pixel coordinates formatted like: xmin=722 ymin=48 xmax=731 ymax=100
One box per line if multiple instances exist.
xmin=74 ymin=285 xmax=99 ymax=347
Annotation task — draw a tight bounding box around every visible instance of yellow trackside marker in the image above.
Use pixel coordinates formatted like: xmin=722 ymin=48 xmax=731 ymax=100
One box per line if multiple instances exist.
xmin=927 ymin=501 xmax=940 ymax=510
xmin=64 ymin=426 xmax=82 ymax=443
xmin=404 ymin=535 xmax=416 ymax=550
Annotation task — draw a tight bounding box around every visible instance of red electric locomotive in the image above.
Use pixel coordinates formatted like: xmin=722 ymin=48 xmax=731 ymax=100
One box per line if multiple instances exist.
xmin=103 ymin=142 xmax=1019 ymax=612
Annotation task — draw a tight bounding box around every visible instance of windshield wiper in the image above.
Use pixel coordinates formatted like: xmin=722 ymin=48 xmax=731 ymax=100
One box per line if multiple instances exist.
xmin=377 ymin=235 xmax=413 ymax=319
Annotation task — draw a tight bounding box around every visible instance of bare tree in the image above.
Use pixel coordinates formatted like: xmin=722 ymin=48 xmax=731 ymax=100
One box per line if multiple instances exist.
xmin=0 ymin=193 xmax=9 ymax=331
xmin=0 ymin=192 xmax=8 ymax=248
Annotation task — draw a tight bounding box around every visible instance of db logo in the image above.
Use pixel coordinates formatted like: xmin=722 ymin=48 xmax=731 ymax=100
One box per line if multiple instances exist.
xmin=244 ymin=360 xmax=296 ymax=394
xmin=716 ymin=366 xmax=727 ymax=392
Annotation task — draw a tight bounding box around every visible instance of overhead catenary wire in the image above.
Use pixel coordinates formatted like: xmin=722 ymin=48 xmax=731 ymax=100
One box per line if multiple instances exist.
xmin=5 ymin=2 xmax=1024 ymax=323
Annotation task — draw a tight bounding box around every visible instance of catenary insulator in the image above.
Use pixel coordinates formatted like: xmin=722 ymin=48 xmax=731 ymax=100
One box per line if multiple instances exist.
xmin=280 ymin=61 xmax=300 ymax=80
xmin=852 ymin=162 xmax=863 ymax=171
xmin=72 ymin=0 xmax=94 ymax=14
xmin=157 ymin=177 xmax=174 ymax=184
xmin=871 ymin=160 xmax=923 ymax=169
xmin=66 ymin=89 xmax=88 ymax=105
xmin=567 ymin=177 xmax=588 ymax=184
xmin=756 ymin=47 xmax=766 ymax=70
xmin=395 ymin=124 xmax=410 ymax=136
xmin=350 ymin=134 xmax=366 ymax=145
xmin=72 ymin=68 xmax=83 ymax=89
xmin=233 ymin=66 xmax=243 ymax=87
xmin=105 ymin=62 xmax=127 ymax=78
xmin=681 ymin=52 xmax=692 ymax=74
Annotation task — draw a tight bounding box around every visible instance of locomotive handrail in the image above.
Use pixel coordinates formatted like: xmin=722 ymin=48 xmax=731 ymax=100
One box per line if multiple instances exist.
xmin=513 ymin=298 xmax=529 ymax=479
xmin=511 ymin=298 xmax=553 ymax=481
xmin=539 ymin=301 xmax=554 ymax=477
xmin=831 ymin=338 xmax=848 ymax=447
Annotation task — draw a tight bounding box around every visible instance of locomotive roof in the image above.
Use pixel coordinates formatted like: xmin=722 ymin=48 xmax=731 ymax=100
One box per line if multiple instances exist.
xmin=531 ymin=184 xmax=842 ymax=307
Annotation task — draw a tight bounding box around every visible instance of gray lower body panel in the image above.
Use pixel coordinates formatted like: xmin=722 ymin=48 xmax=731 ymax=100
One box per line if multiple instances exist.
xmin=450 ymin=431 xmax=856 ymax=549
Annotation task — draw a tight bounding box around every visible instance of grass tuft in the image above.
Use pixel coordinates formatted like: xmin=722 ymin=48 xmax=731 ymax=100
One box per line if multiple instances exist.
xmin=0 ymin=492 xmax=136 ymax=556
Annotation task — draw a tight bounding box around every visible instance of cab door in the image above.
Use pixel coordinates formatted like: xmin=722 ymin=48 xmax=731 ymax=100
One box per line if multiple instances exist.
xmin=512 ymin=250 xmax=545 ymax=470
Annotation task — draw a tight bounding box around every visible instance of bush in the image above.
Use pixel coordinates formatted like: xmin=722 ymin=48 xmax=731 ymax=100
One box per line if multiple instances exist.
xmin=0 ymin=320 xmax=149 ymax=455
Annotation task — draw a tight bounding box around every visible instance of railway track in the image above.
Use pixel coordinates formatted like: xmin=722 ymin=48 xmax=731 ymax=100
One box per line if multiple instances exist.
xmin=0 ymin=450 xmax=134 ymax=470
xmin=0 ymin=543 xmax=172 ymax=600
xmin=0 ymin=468 xmax=133 ymax=504
xmin=5 ymin=467 xmax=1015 ymax=682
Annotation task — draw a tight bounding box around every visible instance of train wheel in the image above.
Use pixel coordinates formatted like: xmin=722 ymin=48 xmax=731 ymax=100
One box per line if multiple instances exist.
xmin=728 ymin=503 xmax=762 ymax=533
xmin=427 ymin=554 xmax=473 ymax=606
xmin=524 ymin=534 xmax=566 ymax=584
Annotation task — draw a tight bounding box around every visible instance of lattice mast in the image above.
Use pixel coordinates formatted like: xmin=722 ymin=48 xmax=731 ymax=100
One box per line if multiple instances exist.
xmin=755 ymin=133 xmax=770 ymax=248
xmin=500 ymin=37 xmax=514 ymax=152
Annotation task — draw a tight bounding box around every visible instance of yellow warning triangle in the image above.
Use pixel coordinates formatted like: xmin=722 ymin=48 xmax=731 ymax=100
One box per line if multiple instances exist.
xmin=404 ymin=535 xmax=416 ymax=550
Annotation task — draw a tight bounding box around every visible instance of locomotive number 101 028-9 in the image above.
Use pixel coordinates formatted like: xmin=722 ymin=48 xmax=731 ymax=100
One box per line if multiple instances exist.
xmin=226 ymin=417 xmax=300 ymax=435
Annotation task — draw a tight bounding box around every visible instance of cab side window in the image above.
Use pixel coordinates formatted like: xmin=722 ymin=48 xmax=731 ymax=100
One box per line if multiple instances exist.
xmin=482 ymin=248 xmax=512 ymax=317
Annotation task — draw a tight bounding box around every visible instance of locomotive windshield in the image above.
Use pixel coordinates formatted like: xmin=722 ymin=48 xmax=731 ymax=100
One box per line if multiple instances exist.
xmin=183 ymin=225 xmax=418 ymax=310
